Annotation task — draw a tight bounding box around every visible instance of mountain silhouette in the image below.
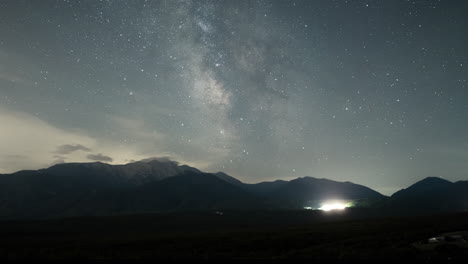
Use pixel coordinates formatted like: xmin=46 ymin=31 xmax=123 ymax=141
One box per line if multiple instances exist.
xmin=1 ymin=160 xmax=467 ymax=219
xmin=255 ymin=177 xmax=385 ymax=209
xmin=388 ymin=177 xmax=468 ymax=213
xmin=52 ymin=171 xmax=263 ymax=218
xmin=0 ymin=160 xmax=200 ymax=219
xmin=391 ymin=177 xmax=453 ymax=198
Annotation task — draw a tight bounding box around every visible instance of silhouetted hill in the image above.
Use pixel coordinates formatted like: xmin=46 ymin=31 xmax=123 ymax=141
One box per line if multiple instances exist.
xmin=52 ymin=171 xmax=263 ymax=218
xmin=1 ymin=160 xmax=467 ymax=220
xmin=214 ymin=172 xmax=244 ymax=186
xmin=0 ymin=160 xmax=201 ymax=219
xmin=129 ymin=172 xmax=261 ymax=211
xmin=261 ymin=177 xmax=385 ymax=208
xmin=391 ymin=177 xmax=452 ymax=198
xmin=388 ymin=177 xmax=468 ymax=213
xmin=0 ymin=161 xmax=387 ymax=219
xmin=0 ymin=164 xmax=127 ymax=219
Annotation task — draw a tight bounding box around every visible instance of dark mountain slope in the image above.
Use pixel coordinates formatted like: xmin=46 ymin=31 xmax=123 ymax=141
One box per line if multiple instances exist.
xmin=0 ymin=160 xmax=200 ymax=219
xmin=52 ymin=171 xmax=264 ymax=218
xmin=264 ymin=177 xmax=385 ymax=208
xmin=129 ymin=171 xmax=262 ymax=212
xmin=391 ymin=177 xmax=453 ymax=199
xmin=214 ymin=172 xmax=244 ymax=186
xmin=388 ymin=177 xmax=468 ymax=213
xmin=3 ymin=160 xmax=467 ymax=220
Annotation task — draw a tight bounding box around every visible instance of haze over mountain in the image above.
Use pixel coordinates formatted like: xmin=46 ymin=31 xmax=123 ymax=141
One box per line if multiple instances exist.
xmin=0 ymin=158 xmax=466 ymax=220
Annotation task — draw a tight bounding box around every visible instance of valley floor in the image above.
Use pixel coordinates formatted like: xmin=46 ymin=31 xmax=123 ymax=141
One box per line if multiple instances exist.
xmin=1 ymin=209 xmax=468 ymax=260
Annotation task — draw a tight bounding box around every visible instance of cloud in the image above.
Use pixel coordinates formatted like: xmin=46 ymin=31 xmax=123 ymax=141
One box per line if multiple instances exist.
xmin=54 ymin=144 xmax=92 ymax=154
xmin=0 ymin=107 xmax=95 ymax=173
xmin=0 ymin=107 xmax=179 ymax=173
xmin=86 ymin=153 xmax=113 ymax=162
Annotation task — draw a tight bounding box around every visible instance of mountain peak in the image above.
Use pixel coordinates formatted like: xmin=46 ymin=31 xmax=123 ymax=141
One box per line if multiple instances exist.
xmin=391 ymin=176 xmax=453 ymax=198
xmin=411 ymin=177 xmax=452 ymax=188
xmin=295 ymin=176 xmax=320 ymax=182
xmin=419 ymin=176 xmax=451 ymax=183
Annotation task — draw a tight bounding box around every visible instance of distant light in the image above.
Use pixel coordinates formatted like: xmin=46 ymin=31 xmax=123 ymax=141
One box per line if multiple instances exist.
xmin=319 ymin=201 xmax=348 ymax=211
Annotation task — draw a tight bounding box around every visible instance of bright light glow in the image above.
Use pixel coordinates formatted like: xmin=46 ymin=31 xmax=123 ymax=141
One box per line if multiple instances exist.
xmin=319 ymin=201 xmax=348 ymax=211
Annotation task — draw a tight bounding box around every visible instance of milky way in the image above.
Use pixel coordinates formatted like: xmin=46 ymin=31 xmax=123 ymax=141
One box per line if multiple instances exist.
xmin=1 ymin=0 xmax=467 ymax=194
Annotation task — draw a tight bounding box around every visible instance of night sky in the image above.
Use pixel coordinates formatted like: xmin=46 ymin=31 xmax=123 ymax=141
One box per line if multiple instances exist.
xmin=1 ymin=0 xmax=467 ymax=194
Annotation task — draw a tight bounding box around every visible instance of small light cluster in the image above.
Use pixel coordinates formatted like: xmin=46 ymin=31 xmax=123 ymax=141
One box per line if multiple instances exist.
xmin=319 ymin=202 xmax=347 ymax=211
xmin=303 ymin=200 xmax=351 ymax=211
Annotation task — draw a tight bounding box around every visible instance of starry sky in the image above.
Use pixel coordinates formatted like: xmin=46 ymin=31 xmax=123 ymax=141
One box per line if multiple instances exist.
xmin=1 ymin=0 xmax=467 ymax=194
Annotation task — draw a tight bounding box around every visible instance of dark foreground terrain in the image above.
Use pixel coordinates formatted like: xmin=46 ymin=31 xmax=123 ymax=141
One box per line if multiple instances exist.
xmin=1 ymin=209 xmax=468 ymax=260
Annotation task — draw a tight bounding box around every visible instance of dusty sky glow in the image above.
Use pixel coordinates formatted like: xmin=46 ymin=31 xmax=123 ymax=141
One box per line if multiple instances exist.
xmin=1 ymin=0 xmax=467 ymax=194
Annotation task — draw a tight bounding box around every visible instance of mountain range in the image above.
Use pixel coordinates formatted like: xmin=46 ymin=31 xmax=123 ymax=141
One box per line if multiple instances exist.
xmin=0 ymin=159 xmax=467 ymax=219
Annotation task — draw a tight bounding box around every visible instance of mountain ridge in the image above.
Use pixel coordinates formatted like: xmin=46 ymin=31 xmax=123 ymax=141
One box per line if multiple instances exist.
xmin=1 ymin=160 xmax=466 ymax=219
